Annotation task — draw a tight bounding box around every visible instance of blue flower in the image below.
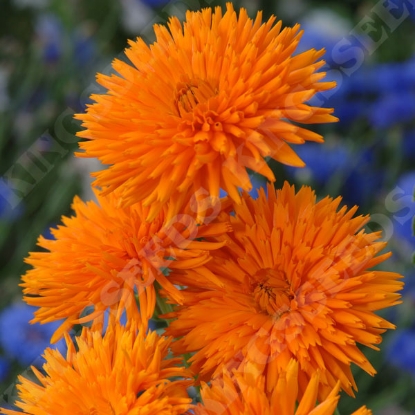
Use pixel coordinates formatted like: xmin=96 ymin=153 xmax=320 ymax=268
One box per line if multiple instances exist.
xmin=390 ymin=172 xmax=415 ymax=248
xmin=284 ymin=143 xmax=384 ymax=208
xmin=297 ymin=9 xmax=352 ymax=66
xmin=369 ymin=91 xmax=415 ymax=129
xmin=386 ymin=329 xmax=415 ymax=376
xmin=0 ymin=181 xmax=23 ymax=220
xmin=322 ymin=72 xmax=372 ymax=126
xmin=383 ymin=0 xmax=415 ymax=22
xmin=341 ymin=148 xmax=384 ymax=208
xmin=372 ymin=62 xmax=415 ymax=94
xmin=73 ymin=24 xmax=97 ymax=67
xmin=35 ymin=14 xmax=63 ymax=64
xmin=403 ymin=129 xmax=415 ymax=158
xmin=401 ymin=271 xmax=415 ymax=300
xmin=138 ymin=0 xmax=169 ymax=7
xmin=0 ymin=356 xmax=10 ymax=382
xmin=323 ymin=59 xmax=415 ymax=127
xmin=0 ymin=302 xmax=65 ymax=367
xmin=284 ymin=142 xmax=350 ymax=185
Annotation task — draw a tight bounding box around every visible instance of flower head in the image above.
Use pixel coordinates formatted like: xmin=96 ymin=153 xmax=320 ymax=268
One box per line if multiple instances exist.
xmin=22 ymin=190 xmax=230 ymax=343
xmin=164 ymin=183 xmax=403 ymax=399
xmin=1 ymin=322 xmax=192 ymax=415
xmin=194 ymin=360 xmax=371 ymax=415
xmin=76 ymin=3 xmax=337 ymax=221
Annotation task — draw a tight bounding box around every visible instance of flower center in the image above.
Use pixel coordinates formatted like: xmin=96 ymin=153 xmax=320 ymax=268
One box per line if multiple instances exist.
xmin=174 ymin=77 xmax=216 ymax=116
xmin=252 ymin=268 xmax=293 ymax=317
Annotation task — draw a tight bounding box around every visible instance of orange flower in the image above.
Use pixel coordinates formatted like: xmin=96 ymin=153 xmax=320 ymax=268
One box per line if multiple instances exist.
xmin=0 ymin=322 xmax=192 ymax=415
xmin=75 ymin=3 xmax=337 ymax=222
xmin=194 ymin=360 xmax=371 ymax=415
xmin=22 ymin=190 xmax=230 ymax=343
xmin=164 ymin=183 xmax=403 ymax=399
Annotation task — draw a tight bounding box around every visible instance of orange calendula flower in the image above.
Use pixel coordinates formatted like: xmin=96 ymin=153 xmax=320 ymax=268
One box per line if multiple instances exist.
xmin=22 ymin=190 xmax=230 ymax=343
xmin=194 ymin=360 xmax=371 ymax=415
xmin=75 ymin=3 xmax=337 ymax=221
xmin=164 ymin=183 xmax=403 ymax=399
xmin=0 ymin=323 xmax=193 ymax=415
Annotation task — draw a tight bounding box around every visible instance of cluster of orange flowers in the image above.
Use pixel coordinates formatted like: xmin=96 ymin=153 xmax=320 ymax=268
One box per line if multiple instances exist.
xmin=2 ymin=4 xmax=403 ymax=415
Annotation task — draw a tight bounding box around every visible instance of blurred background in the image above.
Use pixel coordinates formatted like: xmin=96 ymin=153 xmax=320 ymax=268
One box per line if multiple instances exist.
xmin=0 ymin=0 xmax=414 ymax=413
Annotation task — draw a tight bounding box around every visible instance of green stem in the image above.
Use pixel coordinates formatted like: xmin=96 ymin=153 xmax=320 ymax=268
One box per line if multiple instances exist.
xmin=154 ymin=283 xmax=174 ymax=318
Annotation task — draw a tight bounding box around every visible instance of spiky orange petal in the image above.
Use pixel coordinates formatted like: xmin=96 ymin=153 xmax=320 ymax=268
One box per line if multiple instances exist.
xmin=22 ymin=189 xmax=230 ymax=342
xmin=194 ymin=360 xmax=370 ymax=415
xmin=76 ymin=4 xmax=337 ymax=221
xmin=1 ymin=322 xmax=192 ymax=415
xmin=164 ymin=183 xmax=403 ymax=400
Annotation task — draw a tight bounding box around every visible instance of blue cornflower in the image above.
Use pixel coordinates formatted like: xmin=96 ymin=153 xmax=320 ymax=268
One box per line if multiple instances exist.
xmin=284 ymin=143 xmax=384 ymax=208
xmin=341 ymin=148 xmax=384 ymax=207
xmin=138 ymin=0 xmax=169 ymax=7
xmin=0 ymin=356 xmax=10 ymax=382
xmin=400 ymin=271 xmax=415 ymax=300
xmin=390 ymin=172 xmax=415 ymax=248
xmin=383 ymin=0 xmax=415 ymax=22
xmin=297 ymin=8 xmax=351 ymax=65
xmin=284 ymin=142 xmax=365 ymax=206
xmin=73 ymin=23 xmax=97 ymax=67
xmin=0 ymin=181 xmax=23 ymax=220
xmin=284 ymin=142 xmax=350 ymax=185
xmin=386 ymin=329 xmax=415 ymax=377
xmin=403 ymin=129 xmax=415 ymax=158
xmin=372 ymin=62 xmax=415 ymax=94
xmin=35 ymin=14 xmax=63 ymax=64
xmin=0 ymin=302 xmax=65 ymax=367
xmin=370 ymin=91 xmax=415 ymax=129
xmin=325 ymin=59 xmax=415 ymax=128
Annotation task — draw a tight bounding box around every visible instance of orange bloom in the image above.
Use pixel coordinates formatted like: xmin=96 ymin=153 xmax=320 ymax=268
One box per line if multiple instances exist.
xmin=0 ymin=322 xmax=192 ymax=415
xmin=75 ymin=3 xmax=337 ymax=222
xmin=194 ymin=360 xmax=371 ymax=415
xmin=164 ymin=183 xmax=403 ymax=399
xmin=22 ymin=190 xmax=230 ymax=343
